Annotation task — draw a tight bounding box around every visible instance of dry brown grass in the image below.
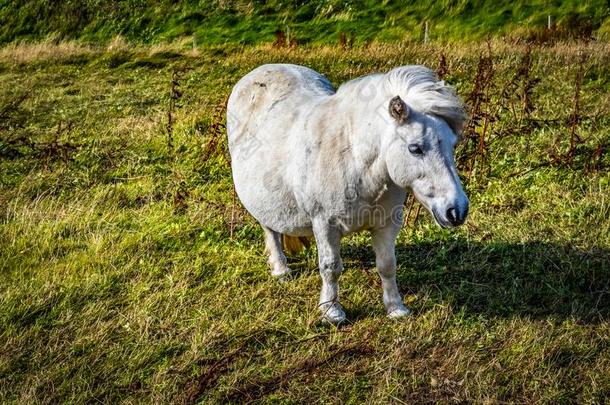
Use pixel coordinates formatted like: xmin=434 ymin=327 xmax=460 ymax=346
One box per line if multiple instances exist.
xmin=0 ymin=39 xmax=95 ymax=64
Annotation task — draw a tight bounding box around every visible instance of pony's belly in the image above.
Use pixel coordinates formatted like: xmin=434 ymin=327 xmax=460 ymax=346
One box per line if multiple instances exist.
xmin=232 ymin=163 xmax=312 ymax=236
xmin=241 ymin=198 xmax=313 ymax=236
xmin=333 ymin=189 xmax=407 ymax=234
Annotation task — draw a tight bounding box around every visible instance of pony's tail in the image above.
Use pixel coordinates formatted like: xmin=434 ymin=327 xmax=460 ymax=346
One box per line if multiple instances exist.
xmin=282 ymin=234 xmax=312 ymax=255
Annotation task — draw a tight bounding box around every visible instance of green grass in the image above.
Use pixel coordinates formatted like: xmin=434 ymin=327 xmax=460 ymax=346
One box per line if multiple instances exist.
xmin=1 ymin=40 xmax=610 ymax=402
xmin=1 ymin=0 xmax=610 ymax=45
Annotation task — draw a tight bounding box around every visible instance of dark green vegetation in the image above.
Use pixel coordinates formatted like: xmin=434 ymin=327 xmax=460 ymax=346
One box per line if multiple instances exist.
xmin=1 ymin=39 xmax=610 ymax=402
xmin=2 ymin=0 xmax=610 ymax=45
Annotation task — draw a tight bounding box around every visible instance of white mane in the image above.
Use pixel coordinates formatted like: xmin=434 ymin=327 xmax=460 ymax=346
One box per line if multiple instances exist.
xmin=337 ymin=66 xmax=466 ymax=133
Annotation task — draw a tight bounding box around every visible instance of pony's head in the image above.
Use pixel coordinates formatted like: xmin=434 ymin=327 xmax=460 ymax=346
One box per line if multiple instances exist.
xmin=382 ymin=66 xmax=468 ymax=228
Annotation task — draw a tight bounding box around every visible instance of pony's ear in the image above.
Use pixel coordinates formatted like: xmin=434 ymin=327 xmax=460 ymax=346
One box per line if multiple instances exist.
xmin=389 ymin=95 xmax=409 ymax=124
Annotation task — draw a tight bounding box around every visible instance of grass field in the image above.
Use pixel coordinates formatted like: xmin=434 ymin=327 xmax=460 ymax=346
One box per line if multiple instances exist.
xmin=1 ymin=38 xmax=610 ymax=403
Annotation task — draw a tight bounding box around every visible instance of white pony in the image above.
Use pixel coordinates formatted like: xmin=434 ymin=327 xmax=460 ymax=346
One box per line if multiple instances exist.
xmin=227 ymin=64 xmax=468 ymax=324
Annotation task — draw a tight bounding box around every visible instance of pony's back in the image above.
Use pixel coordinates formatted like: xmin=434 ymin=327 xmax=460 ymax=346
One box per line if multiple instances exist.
xmin=227 ymin=64 xmax=334 ymax=149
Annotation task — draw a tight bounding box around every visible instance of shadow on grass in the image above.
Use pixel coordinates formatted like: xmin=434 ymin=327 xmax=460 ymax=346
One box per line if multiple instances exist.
xmin=185 ymin=238 xmax=609 ymax=402
xmin=341 ymin=238 xmax=610 ymax=323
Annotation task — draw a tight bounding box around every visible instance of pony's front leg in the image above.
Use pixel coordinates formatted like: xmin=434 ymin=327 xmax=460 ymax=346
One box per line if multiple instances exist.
xmin=313 ymin=220 xmax=346 ymax=324
xmin=372 ymin=225 xmax=410 ymax=318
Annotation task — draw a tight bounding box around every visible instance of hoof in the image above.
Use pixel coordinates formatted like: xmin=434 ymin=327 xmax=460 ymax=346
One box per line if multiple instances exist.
xmin=387 ymin=305 xmax=411 ymax=319
xmin=270 ymin=266 xmax=291 ymax=279
xmin=320 ymin=303 xmax=347 ymax=325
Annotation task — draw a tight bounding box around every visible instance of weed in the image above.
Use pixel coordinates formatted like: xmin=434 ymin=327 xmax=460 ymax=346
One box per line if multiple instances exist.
xmin=339 ymin=32 xmax=355 ymax=50
xmin=403 ymin=194 xmax=422 ymax=232
xmin=0 ymin=91 xmax=32 ymax=158
xmin=40 ymin=121 xmax=76 ymax=168
xmin=566 ymin=52 xmax=587 ymax=166
xmin=436 ymin=52 xmax=448 ymax=80
xmin=202 ymin=97 xmax=230 ymax=164
xmin=273 ymin=28 xmax=298 ymax=49
xmin=273 ymin=29 xmax=286 ymax=48
xmin=166 ymin=68 xmax=188 ymax=153
xmin=460 ymin=41 xmax=495 ymax=182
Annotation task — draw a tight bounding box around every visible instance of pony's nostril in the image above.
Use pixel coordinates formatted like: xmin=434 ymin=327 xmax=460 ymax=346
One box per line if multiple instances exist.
xmin=446 ymin=207 xmax=457 ymax=225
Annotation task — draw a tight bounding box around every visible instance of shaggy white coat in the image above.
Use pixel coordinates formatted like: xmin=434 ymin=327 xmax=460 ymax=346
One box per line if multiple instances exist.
xmin=227 ymin=64 xmax=468 ymax=323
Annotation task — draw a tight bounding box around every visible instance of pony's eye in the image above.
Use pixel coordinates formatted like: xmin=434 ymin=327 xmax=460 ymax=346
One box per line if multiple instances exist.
xmin=408 ymin=144 xmax=423 ymax=155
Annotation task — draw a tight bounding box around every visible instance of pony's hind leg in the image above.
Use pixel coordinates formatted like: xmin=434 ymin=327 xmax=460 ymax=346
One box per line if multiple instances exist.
xmin=261 ymin=225 xmax=290 ymax=277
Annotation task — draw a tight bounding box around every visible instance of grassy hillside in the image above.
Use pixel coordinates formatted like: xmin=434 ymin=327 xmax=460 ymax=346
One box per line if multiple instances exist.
xmin=1 ymin=39 xmax=609 ymax=402
xmin=1 ymin=0 xmax=610 ymax=45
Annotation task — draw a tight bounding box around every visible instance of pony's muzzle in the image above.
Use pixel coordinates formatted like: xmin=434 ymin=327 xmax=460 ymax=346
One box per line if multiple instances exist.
xmin=446 ymin=205 xmax=468 ymax=226
xmin=431 ymin=201 xmax=468 ymax=228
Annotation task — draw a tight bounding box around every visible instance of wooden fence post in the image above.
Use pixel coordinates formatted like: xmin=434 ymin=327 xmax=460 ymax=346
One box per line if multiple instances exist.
xmin=424 ymin=21 xmax=429 ymax=43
